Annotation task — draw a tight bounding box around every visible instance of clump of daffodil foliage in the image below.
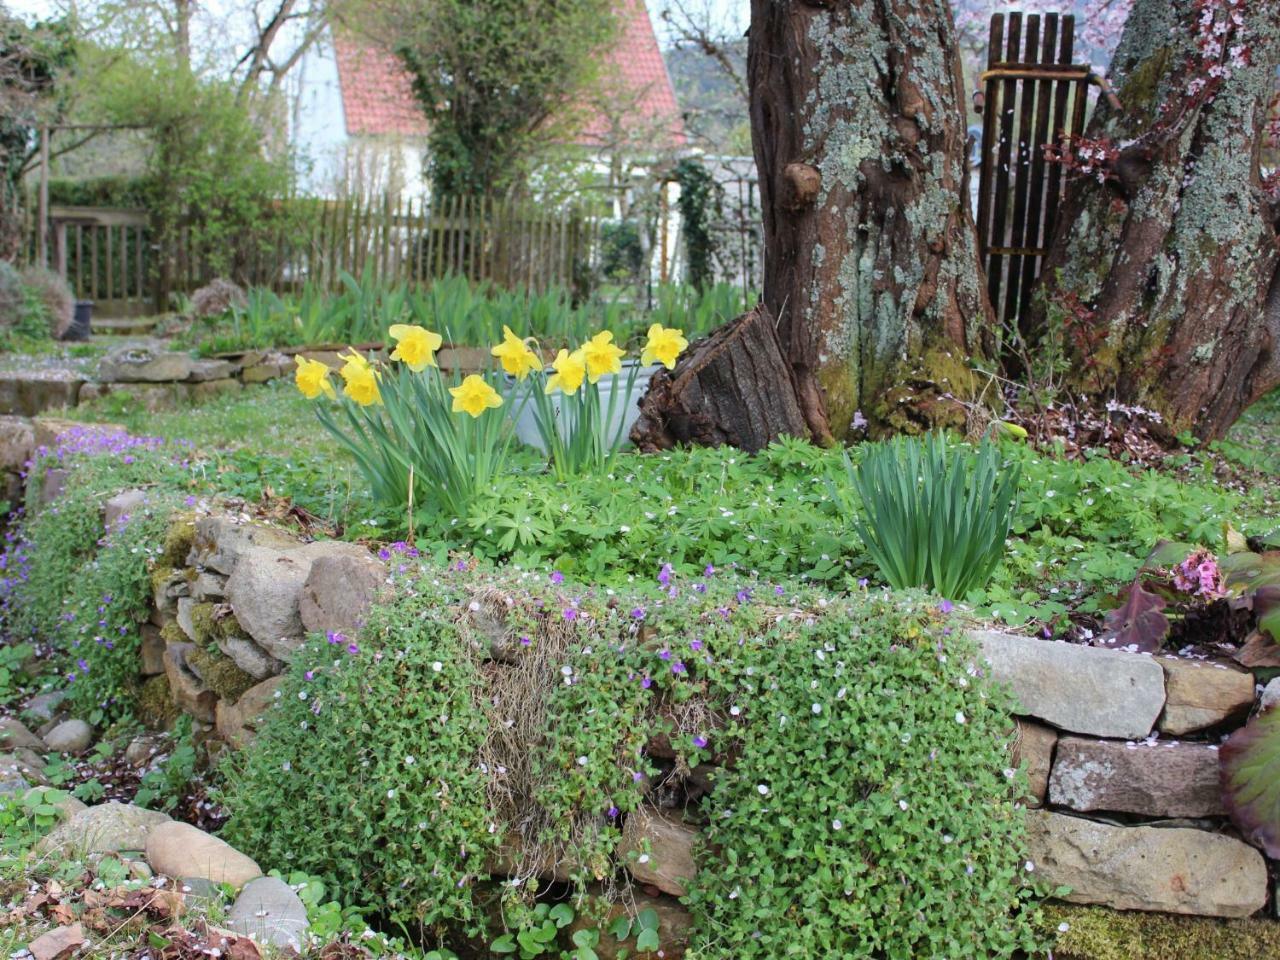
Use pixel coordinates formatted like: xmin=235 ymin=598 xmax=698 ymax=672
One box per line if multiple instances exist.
xmin=0 ymin=426 xmax=194 ymax=723
xmin=219 ymin=557 xmax=1049 ymax=957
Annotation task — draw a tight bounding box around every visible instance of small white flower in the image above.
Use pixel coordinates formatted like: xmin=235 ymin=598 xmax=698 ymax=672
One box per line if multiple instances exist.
xmin=955 ymin=711 xmax=967 ymax=725
xmin=577 ymin=755 xmax=589 ymax=766
xmin=1057 ymin=922 xmax=1070 ymax=933
xmin=404 ymin=756 xmax=415 ymax=766
xmin=387 ymin=789 xmax=396 ymax=799
xmin=757 ymin=784 xmax=770 ymax=796
xmin=898 ymin=799 xmax=908 ymax=811
xmin=1024 ymin=860 xmax=1035 ymax=872
xmin=637 ymin=853 xmax=650 ymax=864
xmin=431 ymin=661 xmax=443 ymax=672
xmin=730 ymin=705 xmax=741 ymax=716
xmin=832 ymin=819 xmax=843 ymax=831
xmin=811 ymin=703 xmax=822 ymax=715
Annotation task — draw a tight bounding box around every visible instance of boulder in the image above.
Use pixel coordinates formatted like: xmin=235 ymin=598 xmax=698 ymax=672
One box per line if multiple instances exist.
xmin=191 ymin=515 xmax=302 ymax=575
xmin=567 ymin=888 xmax=692 ymax=960
xmin=0 ymin=415 xmax=34 ymax=470
xmin=0 ymin=370 xmax=82 ymax=417
xmin=215 ymin=676 xmax=284 ymax=747
xmin=39 ymin=467 xmax=69 ymax=505
xmin=0 ymin=716 xmax=46 ymax=752
xmin=1 ymin=773 xmax=30 ymax=796
xmin=42 ymin=719 xmax=93 ymax=754
xmin=40 ymin=801 xmax=171 ymax=856
xmin=298 ymin=550 xmax=387 ymax=635
xmin=186 ymin=358 xmax=237 ymax=382
xmin=140 ymin=624 xmax=167 ymax=676
xmin=1012 ymin=719 xmax=1056 ymax=807
xmin=145 ymin=821 xmax=262 ymax=889
xmin=192 ymin=571 xmax=228 ymax=601
xmin=1025 ymin=810 xmax=1267 ymax=918
xmin=163 ymin=643 xmax=219 ymax=724
xmin=226 ymin=547 xmax=313 ymax=659
xmin=1158 ymin=657 xmax=1256 ymax=735
xmin=618 ymin=805 xmax=698 ymax=897
xmin=22 ymin=690 xmax=66 ymax=722
xmin=1048 ymin=736 xmax=1225 ymax=818
xmin=104 ymin=489 xmax=149 ymax=530
xmin=191 ymin=378 xmax=243 ymax=401
xmin=177 ymin=597 xmax=200 ymax=642
xmin=124 ymin=736 xmax=163 ymax=766
xmin=97 ymin=343 xmax=194 ymax=382
xmin=1 ymin=749 xmax=46 ymax=785
xmin=216 ymin=633 xmax=282 ymax=681
xmin=975 ymin=631 xmax=1166 ymax=739
xmin=226 ymin=876 xmax=310 ymax=950
xmin=80 ymin=381 xmax=190 ymax=411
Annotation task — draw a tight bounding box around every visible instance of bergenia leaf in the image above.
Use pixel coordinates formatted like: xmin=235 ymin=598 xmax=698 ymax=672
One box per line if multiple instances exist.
xmin=1220 ymin=706 xmax=1280 ymax=858
xmin=1222 ymin=551 xmax=1280 ymax=643
xmin=1142 ymin=540 xmax=1194 ymax=571
xmin=1097 ymin=579 xmax=1169 ymax=653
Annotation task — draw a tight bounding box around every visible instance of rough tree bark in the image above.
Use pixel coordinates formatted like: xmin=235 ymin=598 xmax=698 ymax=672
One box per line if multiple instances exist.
xmin=748 ymin=0 xmax=991 ymax=442
xmin=1036 ymin=0 xmax=1280 ymax=440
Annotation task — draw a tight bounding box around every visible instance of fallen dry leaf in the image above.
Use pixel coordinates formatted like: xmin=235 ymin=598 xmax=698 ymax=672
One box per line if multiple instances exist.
xmin=28 ymin=922 xmax=85 ymax=960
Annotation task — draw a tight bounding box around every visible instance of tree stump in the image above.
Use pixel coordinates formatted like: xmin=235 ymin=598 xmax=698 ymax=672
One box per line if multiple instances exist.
xmin=630 ymin=304 xmax=810 ymax=453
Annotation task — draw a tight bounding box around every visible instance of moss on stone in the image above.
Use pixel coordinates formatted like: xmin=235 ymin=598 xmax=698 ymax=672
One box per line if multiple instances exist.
xmin=159 ymin=620 xmax=186 ymax=647
xmin=185 ymin=645 xmax=256 ymax=702
xmin=187 ymin=602 xmax=217 ymax=645
xmin=149 ymin=563 xmax=176 ymax=598
xmin=1042 ymin=904 xmax=1280 ymax=960
xmin=158 ymin=515 xmax=196 ymax=569
xmin=137 ymin=674 xmax=177 ymax=730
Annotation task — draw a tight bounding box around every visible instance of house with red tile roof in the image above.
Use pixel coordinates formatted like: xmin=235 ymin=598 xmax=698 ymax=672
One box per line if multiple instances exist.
xmin=291 ymin=0 xmax=686 ymax=199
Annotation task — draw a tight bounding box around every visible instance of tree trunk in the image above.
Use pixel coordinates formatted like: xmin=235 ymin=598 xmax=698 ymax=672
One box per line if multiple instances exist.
xmin=748 ymin=0 xmax=991 ymax=442
xmin=1037 ymin=0 xmax=1280 ymax=440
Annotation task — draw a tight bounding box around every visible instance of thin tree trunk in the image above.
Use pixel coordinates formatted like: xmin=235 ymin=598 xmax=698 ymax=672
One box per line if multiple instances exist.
xmin=749 ymin=0 xmax=991 ymax=442
xmin=1038 ymin=0 xmax=1280 ymax=440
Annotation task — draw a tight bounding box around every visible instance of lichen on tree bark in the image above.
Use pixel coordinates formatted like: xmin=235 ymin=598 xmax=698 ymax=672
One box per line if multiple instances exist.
xmin=750 ymin=0 xmax=991 ymax=442
xmin=1039 ymin=0 xmax=1280 ymax=439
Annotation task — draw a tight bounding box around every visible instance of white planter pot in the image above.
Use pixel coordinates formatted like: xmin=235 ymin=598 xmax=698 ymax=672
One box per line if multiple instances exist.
xmin=509 ymin=362 xmax=658 ymax=453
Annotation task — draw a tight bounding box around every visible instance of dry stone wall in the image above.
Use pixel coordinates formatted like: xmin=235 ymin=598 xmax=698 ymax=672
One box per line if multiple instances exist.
xmin=8 ymin=448 xmax=1278 ymax=945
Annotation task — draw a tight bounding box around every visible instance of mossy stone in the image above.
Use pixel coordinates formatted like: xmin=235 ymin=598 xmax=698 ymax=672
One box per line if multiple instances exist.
xmin=1043 ymin=904 xmax=1280 ymax=960
xmin=137 ymin=674 xmax=178 ymax=730
xmin=185 ymin=646 xmax=257 ymax=702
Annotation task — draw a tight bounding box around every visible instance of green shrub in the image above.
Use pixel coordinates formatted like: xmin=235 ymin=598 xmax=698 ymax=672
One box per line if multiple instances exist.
xmin=837 ymin=432 xmax=1020 ymax=600
xmin=220 ymin=564 xmax=1046 ymax=957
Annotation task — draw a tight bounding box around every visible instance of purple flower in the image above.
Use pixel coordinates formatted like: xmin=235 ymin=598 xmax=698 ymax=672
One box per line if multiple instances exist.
xmin=671 ymin=661 xmax=687 ymax=675
xmin=692 ymin=735 xmax=708 ymax=749
xmin=857 ymin=578 xmax=869 ymax=588
xmin=689 ymin=639 xmax=703 ymax=652
xmin=630 ymin=607 xmax=646 ymax=620
xmin=519 ymin=635 xmax=532 ymax=647
xmin=305 ymin=670 xmax=315 ymax=680
xmin=704 ymin=564 xmax=716 ymax=577
xmin=658 ymin=648 xmax=672 ymax=661
xmin=346 ymin=642 xmax=359 ymax=655
xmin=607 ymin=805 xmax=620 ymax=819
xmin=76 ymin=658 xmax=89 ymax=672
xmin=550 ymin=570 xmax=564 ymax=585
xmin=693 ymin=582 xmax=707 ymax=594
xmin=454 ymin=560 xmax=468 ymax=572
xmin=184 ymin=495 xmax=197 ymax=506
xmin=939 ymin=599 xmax=955 ymax=614
xmin=563 ymin=607 xmax=578 ymax=621
xmin=326 ymin=630 xmax=344 ymax=645
xmin=641 ymin=675 xmax=652 ymax=689
xmin=658 ymin=563 xmax=674 ymax=587
xmin=736 ymin=589 xmax=753 ymax=604
xmin=774 ymin=585 xmax=785 ymax=596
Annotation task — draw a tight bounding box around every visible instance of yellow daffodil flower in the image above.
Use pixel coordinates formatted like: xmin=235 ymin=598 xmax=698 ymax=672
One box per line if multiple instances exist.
xmin=581 ymin=330 xmax=625 ymax=383
xmin=293 ymin=355 xmax=335 ymax=400
xmin=640 ymin=323 xmax=689 ymax=370
xmin=490 ymin=326 xmax=542 ymax=380
xmin=544 ymin=348 xmax=587 ymax=396
xmin=449 ymin=374 xmax=503 ymax=417
xmin=388 ymin=324 xmax=444 ymax=372
xmin=343 ymin=365 xmax=382 ymax=406
xmin=337 ymin=349 xmax=374 ymax=384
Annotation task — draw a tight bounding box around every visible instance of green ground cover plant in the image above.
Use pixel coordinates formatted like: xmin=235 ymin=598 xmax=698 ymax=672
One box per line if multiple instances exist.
xmin=219 ymin=562 xmax=1049 ymax=958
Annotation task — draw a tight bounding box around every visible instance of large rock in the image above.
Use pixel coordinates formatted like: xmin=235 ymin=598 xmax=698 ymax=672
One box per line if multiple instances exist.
xmin=163 ymin=643 xmax=219 ymax=724
xmin=975 ymin=632 xmax=1166 ymax=739
xmin=0 ymin=415 xmax=34 ymax=470
xmin=1012 ymin=719 xmax=1056 ymax=807
xmin=1025 ymin=811 xmax=1267 ymax=918
xmin=226 ymin=547 xmax=313 ymax=659
xmin=22 ymin=690 xmax=65 ymax=723
xmin=0 ymin=371 xmax=82 ymax=417
xmin=1048 ymin=736 xmax=1225 ymax=817
xmin=42 ymin=719 xmax=93 ymax=754
xmin=140 ymin=624 xmax=167 ymax=676
xmin=190 ymin=378 xmax=243 ymax=401
xmin=145 ymin=821 xmax=262 ymax=889
xmin=226 ymin=876 xmax=310 ymax=950
xmin=103 ymin=489 xmax=149 ymax=530
xmin=216 ymin=633 xmax=282 ymax=681
xmin=0 ymin=717 xmax=46 ymax=752
xmin=567 ymin=888 xmax=692 ymax=960
xmin=191 ymin=516 xmax=302 ymax=575
xmin=0 ymin=749 xmax=47 ymax=785
xmin=1158 ymin=657 xmax=1256 ymax=735
xmin=298 ymin=551 xmax=387 ymax=635
xmin=40 ymin=801 xmax=170 ymax=856
xmin=97 ymin=343 xmax=194 ymax=382
xmin=618 ymin=806 xmax=698 ymax=897
xmin=215 ymin=676 xmax=284 ymax=747
xmin=186 ymin=358 xmax=238 ymax=382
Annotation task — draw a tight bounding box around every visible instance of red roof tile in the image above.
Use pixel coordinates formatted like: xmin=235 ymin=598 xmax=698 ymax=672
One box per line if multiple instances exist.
xmin=334 ymin=0 xmax=684 ymax=147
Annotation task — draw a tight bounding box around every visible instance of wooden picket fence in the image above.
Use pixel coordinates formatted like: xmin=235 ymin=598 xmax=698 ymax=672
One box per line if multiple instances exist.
xmin=974 ymin=12 xmax=1103 ymax=330
xmin=39 ymin=193 xmax=607 ymax=314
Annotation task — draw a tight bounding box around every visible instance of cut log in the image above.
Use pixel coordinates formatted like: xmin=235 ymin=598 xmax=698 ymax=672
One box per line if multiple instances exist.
xmin=630 ymin=304 xmax=810 ymax=453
